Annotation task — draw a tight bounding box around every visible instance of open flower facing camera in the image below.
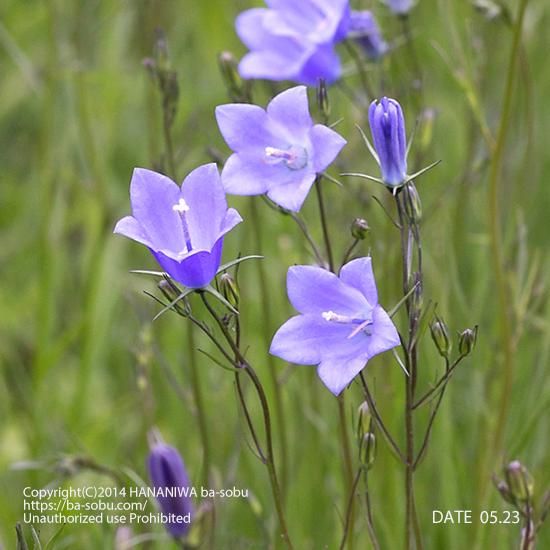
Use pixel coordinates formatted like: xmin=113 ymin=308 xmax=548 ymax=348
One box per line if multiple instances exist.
xmin=270 ymin=258 xmax=400 ymax=396
xmin=216 ymin=86 xmax=346 ymax=212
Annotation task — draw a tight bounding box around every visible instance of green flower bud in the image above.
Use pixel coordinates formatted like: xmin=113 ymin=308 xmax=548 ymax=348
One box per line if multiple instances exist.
xmin=492 ymin=474 xmax=514 ymax=505
xmin=505 ymin=461 xmax=534 ymax=502
xmin=351 ymin=218 xmax=370 ymax=240
xmin=430 ymin=317 xmax=451 ymax=358
xmin=219 ymin=273 xmax=240 ymax=309
xmin=359 ymin=433 xmax=376 ymax=470
xmin=403 ymin=183 xmax=422 ymax=222
xmin=357 ymin=401 xmax=372 ymax=436
xmin=459 ymin=326 xmax=478 ymax=356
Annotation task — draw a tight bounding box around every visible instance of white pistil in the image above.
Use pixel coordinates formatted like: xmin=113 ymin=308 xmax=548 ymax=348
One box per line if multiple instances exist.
xmin=172 ymin=198 xmax=192 ymax=252
xmin=172 ymin=198 xmax=190 ymax=213
xmin=322 ymin=310 xmax=373 ymax=339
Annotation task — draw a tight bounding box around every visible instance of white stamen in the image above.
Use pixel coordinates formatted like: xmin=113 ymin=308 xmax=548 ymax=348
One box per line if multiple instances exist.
xmin=172 ymin=198 xmax=190 ymax=213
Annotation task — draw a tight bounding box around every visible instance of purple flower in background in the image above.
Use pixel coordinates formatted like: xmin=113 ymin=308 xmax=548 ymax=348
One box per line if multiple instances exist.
xmin=368 ymin=97 xmax=408 ymax=186
xmin=236 ymin=0 xmax=351 ymax=85
xmin=148 ymin=442 xmax=194 ymax=538
xmin=270 ymin=258 xmax=400 ymax=396
xmin=216 ymin=86 xmax=346 ymax=212
xmin=386 ymin=0 xmax=415 ymax=15
xmin=114 ymin=164 xmax=242 ymax=288
xmin=349 ymin=11 xmax=388 ymax=60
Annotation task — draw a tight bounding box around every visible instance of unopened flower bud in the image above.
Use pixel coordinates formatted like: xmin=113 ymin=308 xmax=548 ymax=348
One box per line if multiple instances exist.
xmin=505 ymin=461 xmax=534 ymax=502
xmin=219 ymin=273 xmax=240 ymax=309
xmin=459 ymin=326 xmax=478 ymax=356
xmin=360 ymin=432 xmax=376 ymax=469
xmin=403 ymin=183 xmax=422 ymax=222
xmin=115 ymin=526 xmax=133 ymax=550
xmin=316 ymin=79 xmax=331 ymax=122
xmin=351 ymin=218 xmax=370 ymax=240
xmin=430 ymin=317 xmax=451 ymax=358
xmin=357 ymin=401 xmax=372 ymax=436
xmin=492 ymin=475 xmax=514 ymax=505
xmin=369 ymin=97 xmax=407 ymax=187
xmin=148 ymin=433 xmax=194 ymax=538
xmin=218 ymin=51 xmax=247 ymax=101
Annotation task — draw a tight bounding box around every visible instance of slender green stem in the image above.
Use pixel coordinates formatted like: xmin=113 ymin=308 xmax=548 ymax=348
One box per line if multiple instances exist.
xmin=250 ymin=199 xmax=289 ymax=493
xmin=487 ymin=0 xmax=529 ymax=460
xmin=340 ymin=469 xmax=362 ymax=550
xmin=315 ymin=176 xmax=335 ymax=272
xmin=186 ymin=326 xmax=211 ymax=487
xmin=199 ymin=293 xmax=293 ymax=548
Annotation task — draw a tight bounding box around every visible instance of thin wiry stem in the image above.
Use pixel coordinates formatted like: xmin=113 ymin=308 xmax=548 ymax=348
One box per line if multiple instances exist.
xmin=199 ymin=293 xmax=293 ymax=549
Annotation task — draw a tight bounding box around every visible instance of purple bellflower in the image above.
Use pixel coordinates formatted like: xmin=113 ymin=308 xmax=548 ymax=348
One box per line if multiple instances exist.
xmin=386 ymin=0 xmax=415 ymax=16
xmin=114 ymin=164 xmax=242 ymax=288
xmin=216 ymin=86 xmax=346 ymax=212
xmin=148 ymin=442 xmax=194 ymax=538
xmin=236 ymin=0 xmax=351 ymax=85
xmin=349 ymin=11 xmax=388 ymax=60
xmin=368 ymin=97 xmax=408 ymax=187
xmin=270 ymin=258 xmax=400 ymax=396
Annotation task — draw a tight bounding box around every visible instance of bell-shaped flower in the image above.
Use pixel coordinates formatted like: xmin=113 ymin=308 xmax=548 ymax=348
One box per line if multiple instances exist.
xmin=148 ymin=442 xmax=194 ymax=538
xmin=216 ymin=86 xmax=346 ymax=212
xmin=368 ymin=97 xmax=408 ymax=187
xmin=270 ymin=258 xmax=400 ymax=396
xmin=349 ymin=11 xmax=388 ymax=60
xmin=236 ymin=0 xmax=351 ymax=85
xmin=114 ymin=164 xmax=242 ymax=288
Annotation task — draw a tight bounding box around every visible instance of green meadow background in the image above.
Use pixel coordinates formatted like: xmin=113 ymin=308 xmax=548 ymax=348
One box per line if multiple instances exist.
xmin=1 ymin=0 xmax=548 ymax=548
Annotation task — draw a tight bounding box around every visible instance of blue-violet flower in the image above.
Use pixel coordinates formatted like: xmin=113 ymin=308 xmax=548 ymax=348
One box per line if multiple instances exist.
xmin=114 ymin=164 xmax=242 ymax=288
xmin=349 ymin=11 xmax=388 ymax=60
xmin=368 ymin=97 xmax=408 ymax=186
xmin=216 ymin=86 xmax=346 ymax=212
xmin=148 ymin=442 xmax=194 ymax=538
xmin=236 ymin=0 xmax=351 ymax=85
xmin=270 ymin=258 xmax=400 ymax=395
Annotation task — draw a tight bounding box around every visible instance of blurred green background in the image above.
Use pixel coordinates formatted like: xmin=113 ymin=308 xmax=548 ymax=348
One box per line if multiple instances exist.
xmin=1 ymin=0 xmax=549 ymax=548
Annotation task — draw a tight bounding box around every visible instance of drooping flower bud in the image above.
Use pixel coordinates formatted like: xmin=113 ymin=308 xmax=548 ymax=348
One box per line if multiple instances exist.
xmin=218 ymin=51 xmax=250 ymax=102
xmin=505 ymin=461 xmax=534 ymax=502
xmin=430 ymin=317 xmax=451 ymax=358
xmin=359 ymin=432 xmax=377 ymax=469
xmin=349 ymin=11 xmax=388 ymax=60
xmin=351 ymin=218 xmax=370 ymax=240
xmin=458 ymin=326 xmax=478 ymax=356
xmin=368 ymin=97 xmax=408 ymax=187
xmin=148 ymin=436 xmax=194 ymax=538
xmin=492 ymin=474 xmax=514 ymax=505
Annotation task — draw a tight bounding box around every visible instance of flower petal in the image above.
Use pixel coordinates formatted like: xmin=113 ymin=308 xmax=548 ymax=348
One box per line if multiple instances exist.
xmin=339 ymin=257 xmax=378 ymax=306
xmin=129 ymin=168 xmax=184 ymax=253
xmin=286 ymin=265 xmax=369 ymax=315
xmin=216 ymin=104 xmax=278 ymax=152
xmin=152 ymin=238 xmax=224 ymax=289
xmin=181 ymin=163 xmax=227 ymax=250
xmin=235 ymin=8 xmax=271 ymax=50
xmin=363 ymin=305 xmax=401 ymax=358
xmin=220 ymin=152 xmax=272 ymax=195
xmin=267 ymin=86 xmax=312 ymax=142
xmin=238 ymin=48 xmax=305 ymax=83
xmin=317 ymin=354 xmax=368 ymax=396
xmin=266 ymin=171 xmax=316 ymax=212
xmin=113 ymin=215 xmax=153 ymax=249
xmin=309 ymin=124 xmax=347 ymax=173
xmin=296 ymin=44 xmax=342 ymax=85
